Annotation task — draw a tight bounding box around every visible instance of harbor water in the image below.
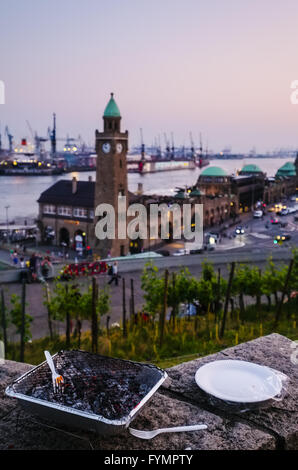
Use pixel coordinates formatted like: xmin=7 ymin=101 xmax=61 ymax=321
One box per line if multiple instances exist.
xmin=0 ymin=157 xmax=295 ymax=223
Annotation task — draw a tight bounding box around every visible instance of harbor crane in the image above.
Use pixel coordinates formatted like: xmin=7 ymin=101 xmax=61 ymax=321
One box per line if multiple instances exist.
xmin=164 ymin=133 xmax=171 ymax=159
xmin=26 ymin=120 xmax=49 ymax=157
xmin=48 ymin=113 xmax=56 ymax=157
xmin=47 ymin=113 xmax=80 ymax=158
xmin=5 ymin=126 xmax=13 ymax=153
xmin=171 ymin=132 xmax=175 ymax=159
xmin=140 ymin=128 xmax=145 ymax=161
xmin=199 ymin=132 xmax=203 ymax=157
xmin=189 ymin=132 xmax=196 ymax=160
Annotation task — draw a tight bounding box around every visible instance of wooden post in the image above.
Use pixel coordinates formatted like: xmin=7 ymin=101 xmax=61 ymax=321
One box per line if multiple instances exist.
xmin=172 ymin=272 xmax=177 ymax=329
xmin=91 ymin=277 xmax=98 ymax=352
xmin=275 ymin=259 xmax=294 ymax=327
xmin=122 ymin=277 xmax=127 ymax=338
xmin=215 ymin=268 xmax=221 ymax=323
xmin=1 ymin=289 xmax=7 ymax=355
xmin=106 ymin=315 xmax=110 ymax=338
xmin=65 ymin=284 xmax=70 ymax=349
xmin=220 ymin=262 xmax=235 ymax=339
xmin=159 ymin=269 xmax=169 ymax=348
xmin=130 ymin=278 xmax=135 ymax=319
xmin=20 ymin=279 xmax=26 ymax=362
xmin=45 ymin=282 xmax=53 ymax=340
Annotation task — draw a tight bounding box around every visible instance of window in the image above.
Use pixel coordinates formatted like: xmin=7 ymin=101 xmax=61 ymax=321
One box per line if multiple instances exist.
xmin=73 ymin=207 xmax=88 ymax=218
xmin=58 ymin=206 xmax=72 ymax=216
xmin=43 ymin=205 xmax=56 ymax=215
xmin=89 ymin=210 xmax=94 ymax=219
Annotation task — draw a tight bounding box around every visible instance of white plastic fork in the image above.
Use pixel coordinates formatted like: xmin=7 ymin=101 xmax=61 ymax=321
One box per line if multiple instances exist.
xmin=128 ymin=424 xmax=207 ymax=440
xmin=44 ymin=350 xmax=64 ymax=394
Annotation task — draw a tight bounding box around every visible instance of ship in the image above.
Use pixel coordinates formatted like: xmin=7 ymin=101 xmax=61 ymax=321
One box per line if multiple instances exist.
xmin=127 ymin=130 xmax=209 ymax=174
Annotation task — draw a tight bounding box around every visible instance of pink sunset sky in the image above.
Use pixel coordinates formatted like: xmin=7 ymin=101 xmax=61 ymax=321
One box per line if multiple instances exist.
xmin=1 ymin=0 xmax=298 ymax=152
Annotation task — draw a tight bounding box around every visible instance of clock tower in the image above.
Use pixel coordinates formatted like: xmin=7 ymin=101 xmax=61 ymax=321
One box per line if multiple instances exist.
xmin=93 ymin=93 xmax=129 ymax=258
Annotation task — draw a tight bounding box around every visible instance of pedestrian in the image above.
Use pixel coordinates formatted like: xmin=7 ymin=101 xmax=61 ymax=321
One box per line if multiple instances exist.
xmin=108 ymin=261 xmax=119 ymax=286
xmin=29 ymin=253 xmax=37 ymax=282
xmin=19 ymin=257 xmax=29 ymax=282
xmin=12 ymin=250 xmax=19 ymax=266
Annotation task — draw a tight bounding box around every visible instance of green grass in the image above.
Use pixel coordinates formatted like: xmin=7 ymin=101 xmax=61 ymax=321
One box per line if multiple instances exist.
xmin=5 ymin=305 xmax=298 ymax=368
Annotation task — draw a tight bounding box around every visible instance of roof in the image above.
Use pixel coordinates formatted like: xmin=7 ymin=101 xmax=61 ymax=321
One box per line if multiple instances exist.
xmin=103 ymin=93 xmax=121 ymax=118
xmin=189 ymin=189 xmax=202 ymax=197
xmin=240 ymin=164 xmax=263 ymax=174
xmin=200 ymin=166 xmax=228 ymax=177
xmin=37 ymin=180 xmax=95 ymax=208
xmin=174 ymin=191 xmax=187 ymax=199
xmin=276 ymin=161 xmax=296 ymax=177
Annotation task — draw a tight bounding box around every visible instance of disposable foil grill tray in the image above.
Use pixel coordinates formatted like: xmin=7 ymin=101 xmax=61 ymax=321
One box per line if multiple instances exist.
xmin=5 ymin=350 xmax=167 ymax=435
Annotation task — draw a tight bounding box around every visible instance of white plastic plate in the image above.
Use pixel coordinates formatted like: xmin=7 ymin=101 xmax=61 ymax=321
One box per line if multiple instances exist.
xmin=195 ymin=360 xmax=283 ymax=403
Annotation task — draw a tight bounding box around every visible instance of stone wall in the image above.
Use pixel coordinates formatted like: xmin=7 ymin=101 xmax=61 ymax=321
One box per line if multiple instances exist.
xmin=0 ymin=333 xmax=297 ymax=450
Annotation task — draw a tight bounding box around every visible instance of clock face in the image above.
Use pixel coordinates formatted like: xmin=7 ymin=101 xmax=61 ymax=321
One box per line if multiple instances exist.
xmin=102 ymin=142 xmax=111 ymax=154
xmin=116 ymin=143 xmax=123 ymax=154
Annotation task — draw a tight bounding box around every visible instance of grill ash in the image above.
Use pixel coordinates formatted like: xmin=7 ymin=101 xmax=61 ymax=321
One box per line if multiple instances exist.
xmin=13 ymin=351 xmax=159 ymax=420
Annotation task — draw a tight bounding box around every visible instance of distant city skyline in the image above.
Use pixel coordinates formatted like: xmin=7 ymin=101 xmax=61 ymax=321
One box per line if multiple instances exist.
xmin=1 ymin=0 xmax=298 ymax=152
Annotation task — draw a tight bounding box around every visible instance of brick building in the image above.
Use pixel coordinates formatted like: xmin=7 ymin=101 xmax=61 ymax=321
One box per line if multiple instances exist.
xmin=37 ymin=176 xmax=95 ymax=251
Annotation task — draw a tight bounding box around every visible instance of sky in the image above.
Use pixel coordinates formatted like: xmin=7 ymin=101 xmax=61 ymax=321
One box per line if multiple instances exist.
xmin=1 ymin=0 xmax=298 ymax=153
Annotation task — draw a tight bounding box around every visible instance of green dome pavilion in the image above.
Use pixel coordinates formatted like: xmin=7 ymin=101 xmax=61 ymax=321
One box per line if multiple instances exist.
xmin=276 ymin=161 xmax=296 ymax=178
xmin=200 ymin=166 xmax=228 ymax=177
xmin=240 ymin=164 xmax=263 ymax=174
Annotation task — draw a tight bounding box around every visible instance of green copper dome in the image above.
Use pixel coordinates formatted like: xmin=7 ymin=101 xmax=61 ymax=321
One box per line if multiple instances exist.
xmin=240 ymin=164 xmax=263 ymax=174
xmin=276 ymin=161 xmax=296 ymax=178
xmin=201 ymin=166 xmax=227 ymax=177
xmin=174 ymin=191 xmax=187 ymax=199
xmin=103 ymin=93 xmax=121 ymax=117
xmin=189 ymin=189 xmax=202 ymax=197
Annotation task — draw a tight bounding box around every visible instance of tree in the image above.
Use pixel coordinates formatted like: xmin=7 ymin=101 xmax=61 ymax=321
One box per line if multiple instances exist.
xmin=78 ymin=281 xmax=110 ymax=349
xmin=232 ymin=264 xmax=250 ymax=316
xmin=45 ymin=281 xmax=80 ymax=348
xmin=262 ymin=258 xmax=286 ymax=306
xmin=141 ymin=262 xmax=164 ymax=317
xmin=9 ymin=293 xmax=32 ymax=360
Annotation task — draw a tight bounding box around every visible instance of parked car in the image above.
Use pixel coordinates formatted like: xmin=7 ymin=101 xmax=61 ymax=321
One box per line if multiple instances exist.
xmin=173 ymin=249 xmax=189 ymax=256
xmin=189 ymin=248 xmax=203 ymax=254
xmin=274 ymin=234 xmax=291 ymax=242
xmin=280 ymin=208 xmax=289 ymax=216
xmin=235 ymin=226 xmax=245 ymax=235
xmin=205 ymin=232 xmax=220 ymax=243
xmin=157 ymin=249 xmax=170 ymax=256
